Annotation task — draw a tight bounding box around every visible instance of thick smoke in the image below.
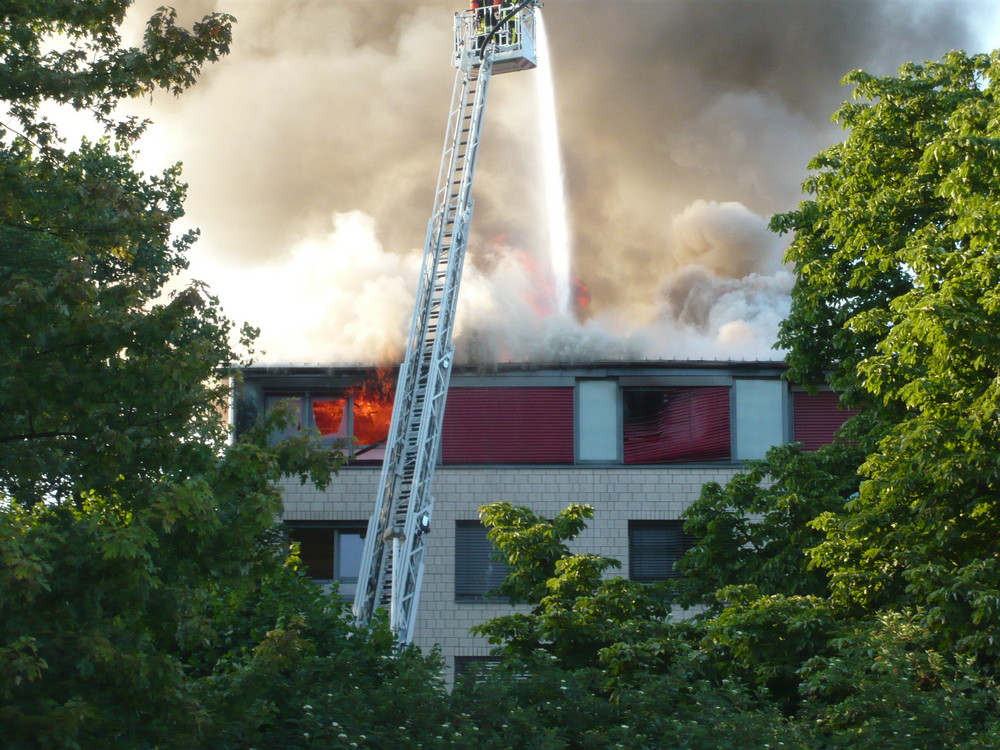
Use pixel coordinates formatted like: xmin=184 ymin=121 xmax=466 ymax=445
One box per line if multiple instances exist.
xmin=197 ymin=211 xmax=422 ymax=364
xmin=123 ymin=0 xmax=990 ymax=364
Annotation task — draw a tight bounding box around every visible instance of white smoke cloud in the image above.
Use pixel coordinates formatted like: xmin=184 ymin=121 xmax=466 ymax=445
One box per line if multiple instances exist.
xmin=200 ymin=199 xmax=791 ymax=365
xmin=188 ymin=211 xmax=421 ymax=364
xmin=670 ymin=199 xmax=785 ymax=278
xmin=454 ymin=245 xmax=647 ymax=363
xmin=644 ymin=266 xmax=794 ymax=360
xmin=114 ymin=1 xmax=986 ymax=366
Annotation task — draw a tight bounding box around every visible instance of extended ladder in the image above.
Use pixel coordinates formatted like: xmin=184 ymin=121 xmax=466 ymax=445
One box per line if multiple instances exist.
xmin=353 ymin=2 xmax=539 ymax=645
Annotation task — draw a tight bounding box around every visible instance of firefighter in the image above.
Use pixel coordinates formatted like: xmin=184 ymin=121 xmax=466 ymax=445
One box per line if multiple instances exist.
xmin=501 ymin=0 xmax=517 ymax=44
xmin=489 ymin=0 xmax=503 ymax=44
xmin=488 ymin=0 xmax=508 ymax=45
xmin=470 ymin=0 xmax=485 ymax=35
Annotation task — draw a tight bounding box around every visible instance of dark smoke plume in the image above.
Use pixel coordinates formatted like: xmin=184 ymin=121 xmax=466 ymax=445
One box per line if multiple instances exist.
xmin=121 ymin=0 xmax=989 ymax=363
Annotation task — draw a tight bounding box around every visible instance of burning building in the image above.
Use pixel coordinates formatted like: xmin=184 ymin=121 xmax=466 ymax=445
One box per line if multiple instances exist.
xmin=235 ymin=359 xmax=851 ymax=679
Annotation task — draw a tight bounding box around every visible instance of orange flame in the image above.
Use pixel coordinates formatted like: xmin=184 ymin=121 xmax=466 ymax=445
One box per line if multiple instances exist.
xmin=348 ymin=366 xmax=396 ymax=448
xmin=310 ymin=398 xmax=346 ymax=436
xmin=573 ymin=275 xmax=591 ymax=314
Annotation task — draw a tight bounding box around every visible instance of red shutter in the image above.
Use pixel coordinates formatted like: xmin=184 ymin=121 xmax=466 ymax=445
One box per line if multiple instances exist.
xmin=623 ymin=387 xmax=730 ymax=464
xmin=793 ymin=392 xmax=856 ymax=451
xmin=442 ymin=387 xmax=574 ymax=464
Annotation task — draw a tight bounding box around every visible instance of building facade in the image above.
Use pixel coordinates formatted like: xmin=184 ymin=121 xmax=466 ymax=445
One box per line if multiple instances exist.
xmin=235 ymin=361 xmax=850 ymax=680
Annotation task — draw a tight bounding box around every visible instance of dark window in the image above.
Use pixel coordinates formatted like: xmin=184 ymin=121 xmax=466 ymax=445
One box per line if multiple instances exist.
xmin=622 ymin=387 xmax=730 ymax=463
xmin=454 ymin=655 xmax=502 ymax=682
xmin=628 ymin=520 xmax=695 ymax=582
xmin=455 ymin=521 xmax=510 ymax=601
xmin=285 ymin=522 xmax=367 ymax=599
xmin=442 ymin=387 xmax=574 ymax=464
xmin=792 ymin=391 xmax=857 ymax=451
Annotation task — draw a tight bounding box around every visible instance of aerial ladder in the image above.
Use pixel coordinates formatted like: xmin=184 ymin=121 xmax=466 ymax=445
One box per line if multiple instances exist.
xmin=353 ymin=1 xmax=542 ymax=645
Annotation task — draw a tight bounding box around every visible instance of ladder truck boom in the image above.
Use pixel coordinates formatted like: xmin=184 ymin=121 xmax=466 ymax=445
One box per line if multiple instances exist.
xmin=353 ymin=1 xmax=541 ymax=645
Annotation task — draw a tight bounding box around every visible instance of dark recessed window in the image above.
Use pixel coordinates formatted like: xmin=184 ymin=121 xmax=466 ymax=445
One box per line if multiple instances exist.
xmin=454 ymin=655 xmax=502 ymax=682
xmin=622 ymin=387 xmax=730 ymax=463
xmin=285 ymin=521 xmax=367 ymax=600
xmin=628 ymin=520 xmax=695 ymax=582
xmin=454 ymin=521 xmax=510 ymax=601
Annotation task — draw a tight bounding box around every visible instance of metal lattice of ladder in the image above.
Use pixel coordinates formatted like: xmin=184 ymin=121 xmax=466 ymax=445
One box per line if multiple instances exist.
xmin=353 ymin=2 xmax=539 ymax=646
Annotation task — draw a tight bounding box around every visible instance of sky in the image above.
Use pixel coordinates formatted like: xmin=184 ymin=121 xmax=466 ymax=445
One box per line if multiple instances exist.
xmin=112 ymin=0 xmax=997 ymax=365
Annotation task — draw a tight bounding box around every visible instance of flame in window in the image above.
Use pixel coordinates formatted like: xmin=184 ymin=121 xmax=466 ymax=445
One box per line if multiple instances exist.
xmin=311 ymin=398 xmax=346 ymax=436
xmin=348 ymin=367 xmax=396 ymax=449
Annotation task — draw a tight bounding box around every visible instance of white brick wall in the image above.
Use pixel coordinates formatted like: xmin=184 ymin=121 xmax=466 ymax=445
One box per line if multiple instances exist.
xmin=280 ymin=463 xmax=740 ymax=681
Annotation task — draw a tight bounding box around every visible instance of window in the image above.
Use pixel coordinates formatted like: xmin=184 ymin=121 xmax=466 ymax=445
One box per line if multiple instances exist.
xmin=622 ymin=387 xmax=730 ymax=463
xmin=792 ymin=391 xmax=858 ymax=451
xmin=285 ymin=521 xmax=367 ymax=600
xmin=628 ymin=520 xmax=695 ymax=582
xmin=442 ymin=387 xmax=574 ymax=464
xmin=266 ymin=389 xmax=392 ymax=463
xmin=454 ymin=521 xmax=511 ymax=601
xmin=576 ymin=379 xmax=619 ymax=462
xmin=454 ymin=655 xmax=502 ymax=682
xmin=266 ymin=392 xmax=346 ymax=444
xmin=733 ymin=379 xmax=786 ymax=461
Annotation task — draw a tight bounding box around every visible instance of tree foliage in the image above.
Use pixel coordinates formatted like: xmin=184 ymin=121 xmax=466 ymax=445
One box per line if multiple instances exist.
xmin=1 ymin=1 xmax=233 ymax=143
xmin=797 ymin=611 xmax=1000 ymax=749
xmin=1 ymin=0 xmax=237 ymax=506
xmin=676 ymin=438 xmax=865 ymax=609
xmin=465 ymin=500 xmax=1000 ymax=748
xmin=473 ymin=502 xmax=671 ymax=670
xmin=0 ymin=4 xmax=373 ymax=747
xmin=775 ymin=50 xmax=1000 ymax=650
xmin=773 ymin=51 xmax=997 ymax=401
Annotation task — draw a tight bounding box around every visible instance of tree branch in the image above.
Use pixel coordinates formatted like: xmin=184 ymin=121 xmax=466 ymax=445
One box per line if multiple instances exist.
xmin=0 ymin=430 xmax=81 ymax=443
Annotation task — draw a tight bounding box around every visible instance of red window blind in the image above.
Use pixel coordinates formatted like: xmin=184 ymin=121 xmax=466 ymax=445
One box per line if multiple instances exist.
xmin=442 ymin=387 xmax=574 ymax=464
xmin=793 ymin=391 xmax=856 ymax=451
xmin=623 ymin=387 xmax=731 ymax=464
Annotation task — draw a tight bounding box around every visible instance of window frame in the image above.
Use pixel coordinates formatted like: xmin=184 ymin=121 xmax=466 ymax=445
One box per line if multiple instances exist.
xmin=454 ymin=520 xmax=511 ymax=602
xmin=627 ymin=519 xmax=695 ymax=583
xmin=264 ymin=389 xmax=390 ymax=462
xmin=575 ymin=378 xmax=621 ymax=464
xmin=284 ymin=520 xmax=368 ymax=599
xmin=621 ymin=386 xmax=732 ymax=464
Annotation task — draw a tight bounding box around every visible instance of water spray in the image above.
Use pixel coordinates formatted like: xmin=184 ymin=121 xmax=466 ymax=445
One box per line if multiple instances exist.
xmin=535 ymin=10 xmax=573 ymax=317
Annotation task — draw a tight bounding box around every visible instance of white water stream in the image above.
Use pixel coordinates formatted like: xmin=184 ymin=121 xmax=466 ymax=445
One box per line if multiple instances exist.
xmin=534 ymin=11 xmax=573 ymax=316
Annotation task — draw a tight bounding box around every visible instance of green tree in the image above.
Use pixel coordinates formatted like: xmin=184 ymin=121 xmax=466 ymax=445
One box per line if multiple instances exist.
xmin=770 ymin=52 xmax=990 ymax=403
xmin=1 ymin=1 xmax=237 ymax=506
xmin=797 ymin=612 xmax=1000 ymax=749
xmin=473 ymin=502 xmax=673 ymax=670
xmin=1 ymin=2 xmax=234 ymax=145
xmin=463 ymin=503 xmax=806 ymax=749
xmin=677 ymin=438 xmax=865 ymax=610
xmin=0 ymin=4 xmax=357 ymax=747
xmin=774 ymin=50 xmax=1000 ymax=652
